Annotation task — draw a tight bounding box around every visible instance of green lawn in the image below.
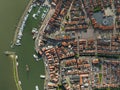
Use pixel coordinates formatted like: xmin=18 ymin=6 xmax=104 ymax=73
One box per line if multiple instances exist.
xmin=99 ymin=73 xmax=102 ymax=83
xmin=94 ymin=7 xmax=101 ymax=12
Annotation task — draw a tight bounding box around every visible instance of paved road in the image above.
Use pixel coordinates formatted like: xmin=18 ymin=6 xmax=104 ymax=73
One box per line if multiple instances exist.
xmin=111 ymin=0 xmax=117 ymax=34
xmin=89 ymin=57 xmax=93 ymax=90
xmin=66 ymin=76 xmax=73 ymax=90
xmin=75 ymin=31 xmax=80 ymax=56
xmin=43 ymin=55 xmax=50 ymax=90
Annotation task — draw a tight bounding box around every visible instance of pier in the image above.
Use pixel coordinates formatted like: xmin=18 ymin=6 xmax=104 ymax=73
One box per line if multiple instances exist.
xmin=4 ymin=51 xmax=16 ymax=55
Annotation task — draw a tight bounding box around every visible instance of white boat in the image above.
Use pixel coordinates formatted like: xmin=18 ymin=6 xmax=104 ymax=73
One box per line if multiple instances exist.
xmin=33 ymin=54 xmax=39 ymax=61
xmin=32 ymin=34 xmax=37 ymax=40
xmin=18 ymin=81 xmax=21 ymax=85
xmin=16 ymin=39 xmax=20 ymax=43
xmin=28 ymin=5 xmax=33 ymax=13
xmin=35 ymin=85 xmax=39 ymax=90
xmin=33 ymin=14 xmax=37 ymax=19
xmin=40 ymin=75 xmax=45 ymax=79
xmin=33 ymin=54 xmax=38 ymax=59
xmin=16 ymin=62 xmax=19 ymax=66
xmin=15 ymin=55 xmax=18 ymax=59
xmin=15 ymin=43 xmax=21 ymax=46
xmin=32 ymin=28 xmax=37 ymax=33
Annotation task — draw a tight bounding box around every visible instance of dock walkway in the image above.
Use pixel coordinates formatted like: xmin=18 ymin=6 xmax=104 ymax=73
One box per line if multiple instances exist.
xmin=4 ymin=51 xmax=16 ymax=55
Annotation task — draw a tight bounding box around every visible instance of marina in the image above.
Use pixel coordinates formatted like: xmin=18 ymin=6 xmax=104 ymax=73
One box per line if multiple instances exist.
xmin=1 ymin=0 xmax=120 ymax=90
xmin=14 ymin=3 xmax=46 ymax=90
xmin=15 ymin=3 xmax=35 ymax=46
xmin=12 ymin=0 xmax=50 ymax=90
xmin=13 ymin=2 xmax=50 ymax=47
xmin=0 ymin=0 xmax=45 ymax=90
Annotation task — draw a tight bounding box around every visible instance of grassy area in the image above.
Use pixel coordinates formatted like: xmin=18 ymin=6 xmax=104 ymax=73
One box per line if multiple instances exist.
xmin=99 ymin=73 xmax=102 ymax=83
xmin=65 ymin=16 xmax=69 ymax=21
xmin=8 ymin=54 xmax=21 ymax=90
xmin=75 ymin=54 xmax=79 ymax=59
xmin=100 ymin=64 xmax=102 ymax=71
xmin=12 ymin=55 xmax=22 ymax=90
xmin=94 ymin=7 xmax=101 ymax=12
xmin=107 ymin=87 xmax=110 ymax=90
xmin=57 ymin=83 xmax=66 ymax=90
xmin=61 ymin=26 xmax=65 ymax=31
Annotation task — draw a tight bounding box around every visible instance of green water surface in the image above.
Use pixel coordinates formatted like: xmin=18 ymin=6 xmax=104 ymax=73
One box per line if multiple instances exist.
xmin=0 ymin=0 xmax=45 ymax=90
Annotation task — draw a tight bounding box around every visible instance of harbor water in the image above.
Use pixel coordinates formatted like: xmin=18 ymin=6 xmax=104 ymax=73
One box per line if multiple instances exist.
xmin=0 ymin=0 xmax=44 ymax=90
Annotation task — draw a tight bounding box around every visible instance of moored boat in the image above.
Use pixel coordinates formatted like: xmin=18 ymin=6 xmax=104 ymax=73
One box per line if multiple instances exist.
xmin=26 ymin=64 xmax=29 ymax=71
xmin=40 ymin=75 xmax=45 ymax=79
xmin=35 ymin=85 xmax=39 ymax=90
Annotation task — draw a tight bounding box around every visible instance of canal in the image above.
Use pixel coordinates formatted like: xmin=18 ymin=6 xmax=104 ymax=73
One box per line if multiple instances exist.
xmin=0 ymin=0 xmax=44 ymax=90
